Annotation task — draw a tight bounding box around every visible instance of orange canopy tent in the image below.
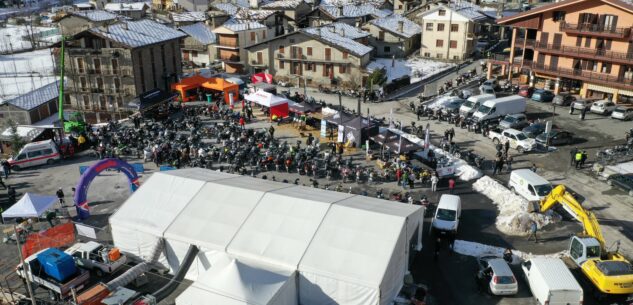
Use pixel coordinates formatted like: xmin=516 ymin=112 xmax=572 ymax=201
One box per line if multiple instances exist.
xmin=201 ymin=78 xmax=240 ymax=105
xmin=171 ymin=74 xmax=208 ymax=102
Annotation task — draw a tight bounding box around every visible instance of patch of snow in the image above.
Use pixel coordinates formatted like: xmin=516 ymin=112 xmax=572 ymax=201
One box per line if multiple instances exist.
xmin=0 ymin=49 xmax=57 ymax=101
xmin=472 ymin=176 xmax=560 ymax=236
xmin=454 ymin=240 xmax=565 ymax=264
xmin=0 ymin=25 xmax=61 ymax=53
xmin=366 ymin=57 xmax=453 ymax=83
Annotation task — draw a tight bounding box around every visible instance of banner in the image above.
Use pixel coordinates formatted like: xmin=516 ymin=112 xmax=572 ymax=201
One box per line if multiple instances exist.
xmin=22 ymin=223 xmax=75 ymax=258
xmin=75 ymin=223 xmax=97 ymax=239
xmin=337 ymin=125 xmax=345 ymax=142
xmin=320 ymin=119 xmax=327 ymax=137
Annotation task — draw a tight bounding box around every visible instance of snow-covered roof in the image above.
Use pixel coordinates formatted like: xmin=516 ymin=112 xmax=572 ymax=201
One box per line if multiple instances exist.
xmin=369 ymin=14 xmax=421 ymax=38
xmin=5 ymin=80 xmax=59 ymax=111
xmin=235 ymin=8 xmax=275 ymax=20
xmin=73 ymin=3 xmax=93 ymax=8
xmin=219 ymin=18 xmax=266 ymax=32
xmin=302 ymin=27 xmax=373 ymax=56
xmin=104 ymin=2 xmax=148 ymax=12
xmin=179 ymin=22 xmax=216 ymax=45
xmin=71 ymin=10 xmax=120 ymax=22
xmin=320 ymin=0 xmax=387 ymax=7
xmin=261 ymin=0 xmax=305 ymax=9
xmin=419 ymin=2 xmax=489 ymax=21
xmin=316 ymin=22 xmax=369 ymax=40
xmin=320 ymin=4 xmax=392 ymax=19
xmin=89 ymin=19 xmax=187 ymax=48
xmin=212 ymin=2 xmax=239 ymax=15
xmin=171 ymin=11 xmax=207 ymax=22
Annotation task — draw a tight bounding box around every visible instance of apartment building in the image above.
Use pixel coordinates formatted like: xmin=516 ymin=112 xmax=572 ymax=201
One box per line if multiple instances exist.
xmin=62 ymin=19 xmax=185 ymax=123
xmin=364 ymin=13 xmax=421 ymax=57
xmin=393 ymin=0 xmax=418 ymax=14
xmin=418 ymin=3 xmax=489 ymax=61
xmin=261 ymin=0 xmax=313 ymax=27
xmin=494 ymin=0 xmax=633 ymax=102
xmin=245 ymin=24 xmax=373 ymax=87
xmin=179 ymin=22 xmax=217 ymax=67
xmin=58 ymin=10 xmax=121 ymax=36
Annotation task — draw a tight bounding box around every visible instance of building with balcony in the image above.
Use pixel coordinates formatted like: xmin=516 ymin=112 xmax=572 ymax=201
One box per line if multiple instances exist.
xmin=494 ymin=0 xmax=633 ymax=102
xmin=244 ymin=24 xmax=373 ymax=87
xmin=179 ymin=22 xmax=217 ymax=67
xmin=61 ymin=19 xmax=186 ymax=123
xmin=363 ymin=13 xmax=421 ymax=57
xmin=417 ymin=3 xmax=490 ymax=61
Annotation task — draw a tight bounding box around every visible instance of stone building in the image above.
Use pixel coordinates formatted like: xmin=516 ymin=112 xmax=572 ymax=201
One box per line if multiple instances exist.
xmin=363 ymin=13 xmax=421 ymax=57
xmin=179 ymin=22 xmax=217 ymax=67
xmin=57 ymin=10 xmax=121 ymax=36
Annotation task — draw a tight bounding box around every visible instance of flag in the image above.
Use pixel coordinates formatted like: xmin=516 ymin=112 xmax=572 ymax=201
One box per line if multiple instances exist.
xmin=424 ymin=128 xmax=430 ymax=150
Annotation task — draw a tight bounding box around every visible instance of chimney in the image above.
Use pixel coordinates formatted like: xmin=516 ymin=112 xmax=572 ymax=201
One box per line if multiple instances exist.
xmin=337 ymin=5 xmax=343 ymax=16
xmin=496 ymin=2 xmax=504 ymax=18
xmin=338 ymin=27 xmax=345 ymax=36
xmin=397 ymin=20 xmax=404 ymax=33
xmin=249 ymin=0 xmax=258 ymax=9
xmin=122 ymin=21 xmax=128 ymax=30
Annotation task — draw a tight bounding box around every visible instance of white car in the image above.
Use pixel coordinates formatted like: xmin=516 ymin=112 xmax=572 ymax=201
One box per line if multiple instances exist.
xmin=611 ymin=106 xmax=633 ymax=120
xmin=590 ymin=100 xmax=616 ymax=115
xmin=488 ymin=128 xmax=536 ymax=153
xmin=476 ymin=256 xmax=519 ymax=296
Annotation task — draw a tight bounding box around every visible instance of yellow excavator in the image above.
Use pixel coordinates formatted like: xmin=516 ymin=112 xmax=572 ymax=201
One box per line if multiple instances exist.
xmin=539 ymin=185 xmax=633 ymax=297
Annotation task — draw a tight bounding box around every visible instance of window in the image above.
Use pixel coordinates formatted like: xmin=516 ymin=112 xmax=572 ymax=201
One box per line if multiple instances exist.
xmin=426 ymin=23 xmax=433 ymax=31
xmin=93 ymin=58 xmax=101 ymax=73
xmin=384 ymin=46 xmax=391 ymax=53
xmin=438 ymin=9 xmax=446 ymax=16
xmin=76 ymin=58 xmax=85 ymax=73
xmin=436 ymin=53 xmax=443 ymax=59
xmin=114 ymin=78 xmax=120 ymax=90
xmin=256 ymin=52 xmax=263 ymax=64
xmin=424 ymin=52 xmax=430 ymax=57
xmin=437 ymin=23 xmax=445 ymax=31
xmin=83 ymin=95 xmax=90 ymax=109
xmin=250 ymin=32 xmax=256 ymax=41
xmin=570 ymin=238 xmax=584 ymax=260
xmin=450 ymin=40 xmax=457 ymax=48
xmin=42 ymin=148 xmax=53 ymax=155
xmin=279 ymin=45 xmax=285 ymax=54
xmin=325 ymin=48 xmax=331 ymax=61
xmin=339 ymin=64 xmax=346 ymax=74
xmin=99 ymin=96 xmax=107 ymax=110
xmin=585 ymin=37 xmax=591 ymax=48
xmin=450 ymin=24 xmax=458 ymax=32
xmin=576 ymin=36 xmax=583 ymax=47
xmin=192 ymin=50 xmax=198 ymax=57
xmin=279 ymin=60 xmax=284 ymax=69
xmin=306 ymin=63 xmax=313 ymax=71
xmin=27 ymin=150 xmax=43 ymax=159
xmin=96 ymin=77 xmax=103 ymax=90
xmin=80 ymin=77 xmax=87 ymax=90
xmin=602 ymin=63 xmax=612 ymax=74
xmin=553 ymin=11 xmax=565 ymax=22
xmin=342 ymin=51 xmax=348 ymax=59
xmin=453 ymin=55 xmax=459 ymax=60
xmin=379 ymin=31 xmax=385 ymax=41
xmin=307 ymin=47 xmax=312 ymax=56
xmin=436 ymin=39 xmax=443 ymax=47
xmin=398 ymin=4 xmax=402 ymax=9
xmin=262 ymin=30 xmax=266 ymax=39
xmin=111 ymin=58 xmax=119 ymax=73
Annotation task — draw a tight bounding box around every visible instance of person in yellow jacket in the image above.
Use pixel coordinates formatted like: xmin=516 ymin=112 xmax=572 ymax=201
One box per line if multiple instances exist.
xmin=77 ymin=134 xmax=86 ymax=148
xmin=575 ymin=151 xmax=583 ymax=169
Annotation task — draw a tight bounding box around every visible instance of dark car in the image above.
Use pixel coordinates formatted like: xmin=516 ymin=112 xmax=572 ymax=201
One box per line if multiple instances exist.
xmin=518 ymin=86 xmax=535 ymax=98
xmin=607 ymin=174 xmax=633 ymax=196
xmin=535 ymin=130 xmax=573 ymax=146
xmin=531 ymin=89 xmax=555 ymax=102
xmin=552 ymin=93 xmax=576 ymax=106
xmin=522 ymin=122 xmax=547 ymax=138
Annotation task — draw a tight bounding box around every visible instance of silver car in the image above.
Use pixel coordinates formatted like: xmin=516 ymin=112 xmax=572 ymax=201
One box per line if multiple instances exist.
xmin=499 ymin=114 xmax=529 ymax=129
xmin=476 ymin=256 xmax=519 ymax=296
xmin=612 ymin=106 xmax=633 ymax=120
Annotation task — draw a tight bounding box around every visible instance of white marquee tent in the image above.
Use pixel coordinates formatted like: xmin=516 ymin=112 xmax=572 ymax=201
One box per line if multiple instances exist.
xmin=1 ymin=193 xmax=58 ymax=220
xmin=109 ymin=169 xmax=423 ymax=305
xmin=244 ymin=90 xmax=290 ymax=107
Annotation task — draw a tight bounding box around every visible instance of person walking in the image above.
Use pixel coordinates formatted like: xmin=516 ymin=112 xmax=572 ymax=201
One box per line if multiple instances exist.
xmin=493 ymin=156 xmax=504 ymax=175
xmin=504 ymin=140 xmax=510 ymax=156
xmin=434 ymin=237 xmax=442 ymax=261
xmin=402 ymin=172 xmax=409 ymax=189
xmin=448 ymin=233 xmax=456 ymax=252
xmin=448 ymin=178 xmax=455 ymax=194
xmin=239 ymin=116 xmax=245 ymax=130
xmin=531 ymin=163 xmax=537 ymax=172
xmin=56 ymin=187 xmax=65 ymax=206
xmin=580 ymin=150 xmax=588 ymax=168
xmin=416 ymin=107 xmax=422 ymax=121
xmin=506 ymin=154 xmax=513 ymax=173
xmin=569 ymin=103 xmax=575 ymax=115
xmin=580 ymin=106 xmax=588 ymax=120
xmin=570 ymin=147 xmax=578 ymax=166
xmin=527 ymin=221 xmax=538 ymax=243
xmin=2 ymin=160 xmax=10 ymax=179
xmin=431 ymin=174 xmax=439 ymax=192
xmin=0 ymin=175 xmax=6 ymax=190
xmin=408 ymin=171 xmax=415 ymax=189
xmin=575 ymin=150 xmax=583 ymax=169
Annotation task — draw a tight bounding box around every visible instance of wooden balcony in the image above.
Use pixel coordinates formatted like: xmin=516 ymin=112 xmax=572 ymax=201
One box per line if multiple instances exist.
xmin=532 ymin=63 xmax=633 ymax=90
xmin=559 ymin=22 xmax=631 ymax=39
xmin=514 ymin=38 xmax=535 ymax=48
xmin=217 ymin=35 xmax=239 ymax=48
xmin=534 ymin=42 xmax=633 ymax=65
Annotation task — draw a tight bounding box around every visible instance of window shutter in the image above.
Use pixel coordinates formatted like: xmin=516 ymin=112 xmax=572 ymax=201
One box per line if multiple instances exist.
xmin=576 ymin=36 xmax=582 ymax=47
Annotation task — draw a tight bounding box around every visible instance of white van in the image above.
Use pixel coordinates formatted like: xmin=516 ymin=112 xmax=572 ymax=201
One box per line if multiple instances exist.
xmin=8 ymin=140 xmax=61 ymax=170
xmin=508 ymin=169 xmax=553 ymax=201
xmin=432 ymin=194 xmax=461 ymax=235
xmin=473 ymin=95 xmax=526 ymax=122
xmin=459 ymin=94 xmax=496 ymax=117
xmin=521 ymin=258 xmax=583 ymax=305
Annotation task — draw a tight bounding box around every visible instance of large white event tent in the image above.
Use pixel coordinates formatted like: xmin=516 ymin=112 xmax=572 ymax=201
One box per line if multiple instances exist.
xmin=109 ymin=169 xmax=424 ymax=305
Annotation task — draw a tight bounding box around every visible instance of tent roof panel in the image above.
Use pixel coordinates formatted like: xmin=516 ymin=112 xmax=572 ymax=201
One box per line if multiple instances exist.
xmin=1 ymin=193 xmax=58 ymax=219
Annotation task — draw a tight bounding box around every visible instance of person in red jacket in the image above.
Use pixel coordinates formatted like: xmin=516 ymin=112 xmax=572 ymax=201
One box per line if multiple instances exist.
xmin=239 ymin=117 xmax=245 ymax=129
xmin=448 ymin=178 xmax=455 ymax=194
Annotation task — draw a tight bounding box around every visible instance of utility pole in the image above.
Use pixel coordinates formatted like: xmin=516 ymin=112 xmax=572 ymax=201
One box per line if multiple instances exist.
xmin=58 ymin=35 xmax=66 ymax=126
xmin=14 ymin=225 xmax=37 ymax=305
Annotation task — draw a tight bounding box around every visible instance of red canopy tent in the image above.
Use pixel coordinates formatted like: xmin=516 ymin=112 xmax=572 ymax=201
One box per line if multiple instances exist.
xmin=251 ymin=73 xmax=273 ymax=84
xmin=244 ymin=90 xmax=290 ymax=118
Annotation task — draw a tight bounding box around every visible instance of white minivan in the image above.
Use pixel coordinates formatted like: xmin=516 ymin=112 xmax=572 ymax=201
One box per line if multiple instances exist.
xmin=9 ymin=140 xmax=61 ymax=170
xmin=432 ymin=194 xmax=461 ymax=235
xmin=459 ymin=94 xmax=496 ymax=117
xmin=521 ymin=258 xmax=583 ymax=305
xmin=508 ymin=169 xmax=553 ymax=201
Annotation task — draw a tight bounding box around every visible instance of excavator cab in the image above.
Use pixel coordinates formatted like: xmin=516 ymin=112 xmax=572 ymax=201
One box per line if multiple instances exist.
xmin=569 ymin=236 xmax=602 ymax=265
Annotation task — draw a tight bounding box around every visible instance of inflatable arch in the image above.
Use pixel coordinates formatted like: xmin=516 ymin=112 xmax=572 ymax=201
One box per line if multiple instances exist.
xmin=74 ymin=158 xmax=140 ymax=219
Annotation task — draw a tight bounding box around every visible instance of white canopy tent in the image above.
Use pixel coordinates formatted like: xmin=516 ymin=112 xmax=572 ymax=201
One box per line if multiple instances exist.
xmin=175 ymin=255 xmax=297 ymax=305
xmin=1 ymin=193 xmax=58 ymax=220
xmin=244 ymin=90 xmax=290 ymax=107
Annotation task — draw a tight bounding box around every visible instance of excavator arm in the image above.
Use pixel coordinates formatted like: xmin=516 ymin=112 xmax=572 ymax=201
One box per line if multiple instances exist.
xmin=539 ymin=185 xmax=606 ymax=249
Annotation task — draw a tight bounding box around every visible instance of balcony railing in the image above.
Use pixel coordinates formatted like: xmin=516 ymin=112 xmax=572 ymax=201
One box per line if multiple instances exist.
xmin=514 ymin=38 xmax=535 ymax=48
xmin=532 ymin=63 xmax=633 ymax=89
xmin=219 ymin=54 xmax=241 ymax=62
xmin=559 ymin=22 xmax=631 ymax=38
xmin=534 ymin=42 xmax=633 ymax=65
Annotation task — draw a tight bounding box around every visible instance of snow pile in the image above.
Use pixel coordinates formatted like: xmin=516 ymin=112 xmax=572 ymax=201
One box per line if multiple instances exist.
xmin=432 ymin=147 xmax=483 ymax=181
xmin=472 ymin=176 xmax=559 ymax=236
xmin=366 ymin=58 xmax=454 ymax=83
xmin=454 ymin=240 xmax=565 ymax=264
xmin=0 ymin=25 xmax=61 ymax=53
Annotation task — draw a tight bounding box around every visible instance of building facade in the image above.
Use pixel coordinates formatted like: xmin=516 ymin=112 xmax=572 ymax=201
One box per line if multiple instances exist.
xmin=0 ymin=81 xmax=60 ymax=127
xmin=179 ymin=22 xmax=217 ymax=67
xmin=364 ymin=13 xmax=421 ymax=57
xmin=494 ymin=0 xmax=633 ymax=102
xmin=245 ymin=27 xmax=373 ymax=87
xmin=58 ymin=10 xmax=120 ymax=36
xmin=418 ymin=4 xmax=488 ymax=61
xmin=62 ymin=20 xmax=185 ymax=123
